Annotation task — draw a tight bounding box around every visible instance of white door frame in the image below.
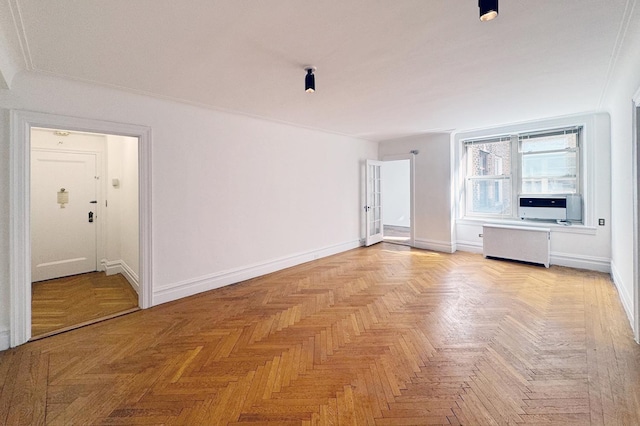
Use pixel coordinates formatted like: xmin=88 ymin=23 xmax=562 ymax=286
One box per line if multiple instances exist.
xmin=9 ymin=110 xmax=153 ymax=347
xmin=633 ymin=94 xmax=640 ymax=344
xmin=381 ymin=154 xmax=416 ymax=247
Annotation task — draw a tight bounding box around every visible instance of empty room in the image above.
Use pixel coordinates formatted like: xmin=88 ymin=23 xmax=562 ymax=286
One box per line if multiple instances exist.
xmin=1 ymin=1 xmax=640 ymax=424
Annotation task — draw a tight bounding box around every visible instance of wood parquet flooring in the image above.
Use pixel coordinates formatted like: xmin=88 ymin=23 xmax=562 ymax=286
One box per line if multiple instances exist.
xmin=2 ymin=243 xmax=640 ymax=425
xmin=31 ymin=272 xmax=139 ymax=339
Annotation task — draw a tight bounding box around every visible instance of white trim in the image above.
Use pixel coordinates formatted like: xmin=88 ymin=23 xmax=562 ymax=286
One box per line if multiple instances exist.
xmin=634 ymin=85 xmax=640 ymax=104
xmin=413 ymin=238 xmax=455 ymax=254
xmin=153 ymin=240 xmax=361 ymax=306
xmin=9 ymin=110 xmax=152 ymax=348
xmin=0 ymin=329 xmax=9 ymax=351
xmin=633 ymin=99 xmax=640 ymax=343
xmin=612 ymin=260 xmax=635 ymax=330
xmin=455 ymin=241 xmax=483 ymax=254
xmin=549 ymin=252 xmax=610 ymax=273
xmin=456 ymin=218 xmax=598 ymax=235
xmin=102 ymin=259 xmax=140 ymax=294
xmin=455 ymin=240 xmax=610 ymax=272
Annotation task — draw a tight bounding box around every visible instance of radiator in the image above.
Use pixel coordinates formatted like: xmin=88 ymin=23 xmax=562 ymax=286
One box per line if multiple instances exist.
xmin=482 ymin=224 xmax=550 ymax=267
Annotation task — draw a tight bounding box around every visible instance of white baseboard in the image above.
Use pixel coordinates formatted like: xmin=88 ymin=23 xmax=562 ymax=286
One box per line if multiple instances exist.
xmin=0 ymin=328 xmax=9 ymax=351
xmin=413 ymin=238 xmax=455 ymax=253
xmin=611 ymin=261 xmax=635 ymax=330
xmin=455 ymin=242 xmax=611 ymax=273
xmin=153 ymin=239 xmax=362 ymax=306
xmin=102 ymin=259 xmax=140 ymax=293
xmin=550 ymin=252 xmax=611 ymax=273
xmin=455 ymin=240 xmax=483 ymax=254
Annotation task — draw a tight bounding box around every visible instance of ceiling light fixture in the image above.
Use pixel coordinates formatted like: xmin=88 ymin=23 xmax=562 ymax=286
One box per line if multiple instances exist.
xmin=479 ymin=0 xmax=498 ymax=21
xmin=305 ymin=67 xmax=316 ymax=93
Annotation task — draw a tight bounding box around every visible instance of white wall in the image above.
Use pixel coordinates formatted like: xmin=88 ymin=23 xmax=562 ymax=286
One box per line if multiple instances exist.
xmin=379 ymin=134 xmax=454 ymax=252
xmin=602 ymin=3 xmax=640 ymax=338
xmin=454 ymin=113 xmax=612 ymax=273
xmin=0 ymin=71 xmax=378 ymax=348
xmin=105 ymin=135 xmax=139 ymax=288
xmin=381 ymin=160 xmax=410 ymax=227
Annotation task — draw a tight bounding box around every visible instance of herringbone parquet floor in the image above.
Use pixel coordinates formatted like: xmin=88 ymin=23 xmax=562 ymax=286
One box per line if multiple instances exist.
xmin=31 ymin=272 xmax=139 ymax=339
xmin=2 ymin=244 xmax=639 ymax=425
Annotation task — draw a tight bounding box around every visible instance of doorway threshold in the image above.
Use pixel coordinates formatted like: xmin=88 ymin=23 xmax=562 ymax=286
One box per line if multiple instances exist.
xmin=30 ymin=307 xmax=140 ymax=342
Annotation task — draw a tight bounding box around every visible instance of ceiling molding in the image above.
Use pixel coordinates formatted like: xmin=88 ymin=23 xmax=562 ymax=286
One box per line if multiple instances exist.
xmin=598 ymin=0 xmax=638 ymax=108
xmin=8 ymin=0 xmax=33 ymax=71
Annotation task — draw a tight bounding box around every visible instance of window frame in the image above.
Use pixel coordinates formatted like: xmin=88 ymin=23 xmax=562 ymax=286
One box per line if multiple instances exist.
xmin=463 ymin=126 xmax=583 ymax=221
xmin=518 ymin=127 xmax=581 ymax=197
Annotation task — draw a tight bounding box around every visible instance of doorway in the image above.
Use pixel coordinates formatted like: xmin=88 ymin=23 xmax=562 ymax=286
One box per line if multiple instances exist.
xmin=29 ymin=127 xmax=140 ymax=339
xmin=10 ymin=111 xmax=152 ymax=348
xmin=382 ymin=158 xmax=413 ymax=246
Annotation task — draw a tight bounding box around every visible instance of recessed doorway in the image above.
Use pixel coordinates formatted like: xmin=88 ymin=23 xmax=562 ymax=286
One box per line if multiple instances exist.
xmin=10 ymin=110 xmax=152 ymax=348
xmin=382 ymin=159 xmax=412 ymax=246
xmin=30 ymin=127 xmax=140 ymax=339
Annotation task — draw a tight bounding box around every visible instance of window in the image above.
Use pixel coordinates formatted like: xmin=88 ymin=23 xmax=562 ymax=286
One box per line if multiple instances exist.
xmin=520 ymin=130 xmax=579 ymax=195
xmin=465 ymin=137 xmax=512 ymax=216
xmin=464 ymin=127 xmax=581 ymax=219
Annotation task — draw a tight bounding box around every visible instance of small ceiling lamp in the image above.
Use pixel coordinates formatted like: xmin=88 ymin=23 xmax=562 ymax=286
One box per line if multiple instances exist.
xmin=305 ymin=66 xmax=316 ymax=93
xmin=479 ymin=0 xmax=498 ymax=21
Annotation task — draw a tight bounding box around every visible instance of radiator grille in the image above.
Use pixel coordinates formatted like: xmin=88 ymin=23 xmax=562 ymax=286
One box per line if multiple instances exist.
xmin=482 ymin=224 xmax=550 ymax=268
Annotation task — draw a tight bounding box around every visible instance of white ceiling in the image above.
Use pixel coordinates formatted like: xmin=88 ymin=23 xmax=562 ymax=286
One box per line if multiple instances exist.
xmin=2 ymin=0 xmax=637 ymax=140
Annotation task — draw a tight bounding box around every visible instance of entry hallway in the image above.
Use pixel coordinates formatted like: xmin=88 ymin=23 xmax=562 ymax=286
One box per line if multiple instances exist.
xmin=1 ymin=244 xmax=639 ymax=424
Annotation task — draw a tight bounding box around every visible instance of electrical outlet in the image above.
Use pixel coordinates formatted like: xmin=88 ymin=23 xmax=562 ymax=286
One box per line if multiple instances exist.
xmin=598 ymin=218 xmax=605 ymax=226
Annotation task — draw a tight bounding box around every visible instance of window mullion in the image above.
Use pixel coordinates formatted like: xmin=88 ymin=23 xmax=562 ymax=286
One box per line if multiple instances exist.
xmin=511 ymin=134 xmax=519 ymax=218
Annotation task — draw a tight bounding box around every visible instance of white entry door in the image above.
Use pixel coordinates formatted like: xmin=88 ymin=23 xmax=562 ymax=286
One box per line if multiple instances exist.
xmin=31 ymin=150 xmax=98 ymax=282
xmin=365 ymin=160 xmax=384 ymax=246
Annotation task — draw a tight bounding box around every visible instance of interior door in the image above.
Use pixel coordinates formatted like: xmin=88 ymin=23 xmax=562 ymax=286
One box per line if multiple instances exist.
xmin=31 ymin=150 xmax=98 ymax=282
xmin=365 ymin=160 xmax=384 ymax=246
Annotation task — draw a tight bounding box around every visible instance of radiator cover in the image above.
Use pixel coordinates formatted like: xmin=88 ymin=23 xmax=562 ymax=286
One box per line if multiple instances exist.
xmin=482 ymin=224 xmax=550 ymax=268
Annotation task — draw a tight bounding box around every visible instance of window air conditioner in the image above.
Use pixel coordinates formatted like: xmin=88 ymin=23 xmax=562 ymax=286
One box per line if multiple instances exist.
xmin=518 ymin=194 xmax=582 ymax=222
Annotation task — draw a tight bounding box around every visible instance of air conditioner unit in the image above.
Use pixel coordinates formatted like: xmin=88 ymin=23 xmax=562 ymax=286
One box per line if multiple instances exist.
xmin=518 ymin=194 xmax=582 ymax=222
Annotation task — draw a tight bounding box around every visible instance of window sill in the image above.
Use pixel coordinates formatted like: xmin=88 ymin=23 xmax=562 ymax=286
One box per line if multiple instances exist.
xmin=456 ymin=217 xmax=598 ymax=235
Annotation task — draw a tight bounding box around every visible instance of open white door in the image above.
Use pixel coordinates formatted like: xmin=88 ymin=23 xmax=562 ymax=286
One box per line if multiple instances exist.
xmin=365 ymin=160 xmax=384 ymax=246
xmin=31 ymin=150 xmax=98 ymax=282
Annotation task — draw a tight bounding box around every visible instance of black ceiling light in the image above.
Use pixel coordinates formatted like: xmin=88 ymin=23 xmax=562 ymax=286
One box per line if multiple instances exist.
xmin=479 ymin=0 xmax=498 ymax=21
xmin=305 ymin=67 xmax=316 ymax=93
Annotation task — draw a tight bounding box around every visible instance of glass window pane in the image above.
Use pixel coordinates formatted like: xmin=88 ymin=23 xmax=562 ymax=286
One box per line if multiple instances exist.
xmin=522 ymin=151 xmax=576 ymax=178
xmin=467 ymin=140 xmax=511 ymax=177
xmin=466 ymin=178 xmax=512 ymax=215
xmin=522 ymin=150 xmax=577 ymax=194
xmin=521 ymin=133 xmax=577 ymax=152
xmin=522 ymin=178 xmax=577 ymax=194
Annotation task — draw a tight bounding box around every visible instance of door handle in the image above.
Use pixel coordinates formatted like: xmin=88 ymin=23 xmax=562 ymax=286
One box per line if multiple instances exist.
xmin=88 ymin=211 xmax=94 ymax=223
